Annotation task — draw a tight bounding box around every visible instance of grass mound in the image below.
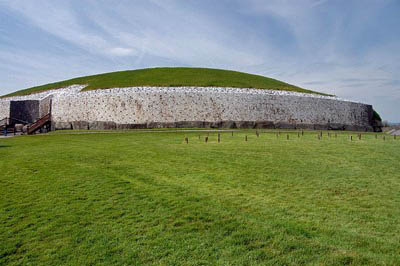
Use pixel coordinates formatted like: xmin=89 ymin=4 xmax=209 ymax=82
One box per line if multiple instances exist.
xmin=2 ymin=67 xmax=328 ymax=97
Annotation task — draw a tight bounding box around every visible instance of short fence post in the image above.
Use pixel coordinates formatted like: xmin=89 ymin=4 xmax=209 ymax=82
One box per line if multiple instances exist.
xmin=205 ymin=136 xmax=208 ymax=143
xmin=185 ymin=137 xmax=188 ymax=144
xmin=218 ymin=133 xmax=220 ymax=143
xmin=287 ymin=134 xmax=289 ymax=140
xmin=245 ymin=135 xmax=248 ymax=142
xmin=231 ymin=131 xmax=233 ymax=137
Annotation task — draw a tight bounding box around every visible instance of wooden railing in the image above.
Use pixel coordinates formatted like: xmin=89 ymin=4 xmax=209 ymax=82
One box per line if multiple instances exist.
xmin=28 ymin=114 xmax=51 ymax=135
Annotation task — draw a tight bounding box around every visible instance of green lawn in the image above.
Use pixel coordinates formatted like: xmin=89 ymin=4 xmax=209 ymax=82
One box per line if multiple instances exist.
xmin=2 ymin=67 xmax=326 ymax=97
xmin=0 ymin=130 xmax=399 ymax=265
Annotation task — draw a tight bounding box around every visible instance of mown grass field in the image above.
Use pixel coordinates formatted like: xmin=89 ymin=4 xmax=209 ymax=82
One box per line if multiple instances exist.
xmin=0 ymin=130 xmax=399 ymax=265
xmin=1 ymin=67 xmax=326 ymax=97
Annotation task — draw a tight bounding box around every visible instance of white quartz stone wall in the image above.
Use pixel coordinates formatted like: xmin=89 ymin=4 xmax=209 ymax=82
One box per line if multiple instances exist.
xmin=0 ymin=85 xmax=374 ymax=129
xmin=50 ymin=86 xmax=372 ymax=127
xmin=0 ymin=100 xmax=10 ymax=120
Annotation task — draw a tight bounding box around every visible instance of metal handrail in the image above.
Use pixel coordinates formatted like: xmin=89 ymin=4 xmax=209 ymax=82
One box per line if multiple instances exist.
xmin=9 ymin=117 xmax=30 ymax=124
xmin=0 ymin=117 xmax=30 ymax=125
xmin=0 ymin=117 xmax=8 ymax=127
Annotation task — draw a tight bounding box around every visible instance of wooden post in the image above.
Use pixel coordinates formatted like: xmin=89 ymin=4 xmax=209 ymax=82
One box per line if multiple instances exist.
xmin=245 ymin=135 xmax=248 ymax=142
xmin=375 ymin=134 xmax=377 ymax=139
xmin=287 ymin=134 xmax=289 ymax=140
xmin=302 ymin=130 xmax=304 ymax=136
xmin=185 ymin=137 xmax=188 ymax=144
xmin=350 ymin=136 xmax=353 ymax=141
xmin=218 ymin=133 xmax=220 ymax=143
xmin=359 ymin=134 xmax=361 ymax=140
xmin=205 ymin=136 xmax=208 ymax=143
xmin=231 ymin=131 xmax=233 ymax=137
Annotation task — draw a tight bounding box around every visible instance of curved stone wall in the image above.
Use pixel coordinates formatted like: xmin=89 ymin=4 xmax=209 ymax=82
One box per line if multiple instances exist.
xmin=0 ymin=85 xmax=378 ymax=131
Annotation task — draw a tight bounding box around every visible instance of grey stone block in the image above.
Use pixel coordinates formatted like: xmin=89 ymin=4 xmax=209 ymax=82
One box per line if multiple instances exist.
xmin=275 ymin=122 xmax=296 ymax=129
xmin=220 ymin=121 xmax=237 ymax=129
xmin=71 ymin=121 xmax=89 ymax=130
xmin=314 ymin=124 xmax=329 ymax=130
xmin=55 ymin=121 xmax=72 ymax=130
xmin=295 ymin=123 xmax=314 ymax=130
xmin=255 ymin=121 xmax=274 ymax=129
xmin=235 ymin=121 xmax=256 ymax=129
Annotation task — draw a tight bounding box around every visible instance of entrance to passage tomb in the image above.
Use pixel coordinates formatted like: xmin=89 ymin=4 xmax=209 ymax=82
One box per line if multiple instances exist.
xmin=4 ymin=99 xmax=53 ymax=135
xmin=9 ymin=100 xmax=40 ymax=125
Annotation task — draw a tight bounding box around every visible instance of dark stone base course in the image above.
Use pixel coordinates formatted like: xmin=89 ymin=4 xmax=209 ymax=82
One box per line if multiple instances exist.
xmin=53 ymin=120 xmax=378 ymax=132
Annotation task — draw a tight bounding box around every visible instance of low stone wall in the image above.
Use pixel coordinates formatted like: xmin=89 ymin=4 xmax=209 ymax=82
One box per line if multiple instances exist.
xmin=1 ymin=86 xmax=379 ymax=131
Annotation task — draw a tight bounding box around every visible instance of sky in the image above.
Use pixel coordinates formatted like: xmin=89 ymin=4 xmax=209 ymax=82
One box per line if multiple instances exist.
xmin=0 ymin=0 xmax=399 ymax=122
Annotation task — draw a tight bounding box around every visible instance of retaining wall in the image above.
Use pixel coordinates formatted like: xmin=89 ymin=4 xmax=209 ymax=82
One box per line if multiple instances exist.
xmin=0 ymin=86 xmax=379 ymax=131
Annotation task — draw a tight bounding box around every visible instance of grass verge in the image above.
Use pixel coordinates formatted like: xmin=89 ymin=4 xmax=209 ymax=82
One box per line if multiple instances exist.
xmin=0 ymin=130 xmax=399 ymax=265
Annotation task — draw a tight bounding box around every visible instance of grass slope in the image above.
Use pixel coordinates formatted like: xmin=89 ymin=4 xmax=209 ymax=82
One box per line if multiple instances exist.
xmin=2 ymin=67 xmax=327 ymax=97
xmin=1 ymin=130 xmax=399 ymax=265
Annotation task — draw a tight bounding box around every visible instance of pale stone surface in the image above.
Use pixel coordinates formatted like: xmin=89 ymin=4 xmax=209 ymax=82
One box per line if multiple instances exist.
xmin=0 ymin=85 xmax=376 ymax=131
xmin=390 ymin=130 xmax=400 ymax=136
xmin=0 ymin=100 xmax=10 ymax=120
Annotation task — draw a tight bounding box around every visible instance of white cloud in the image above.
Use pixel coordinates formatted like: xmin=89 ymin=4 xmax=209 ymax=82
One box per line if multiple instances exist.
xmin=108 ymin=47 xmax=136 ymax=57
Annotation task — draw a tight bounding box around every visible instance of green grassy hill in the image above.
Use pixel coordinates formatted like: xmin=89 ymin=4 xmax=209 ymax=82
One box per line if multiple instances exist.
xmin=2 ymin=67 xmax=328 ymax=97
